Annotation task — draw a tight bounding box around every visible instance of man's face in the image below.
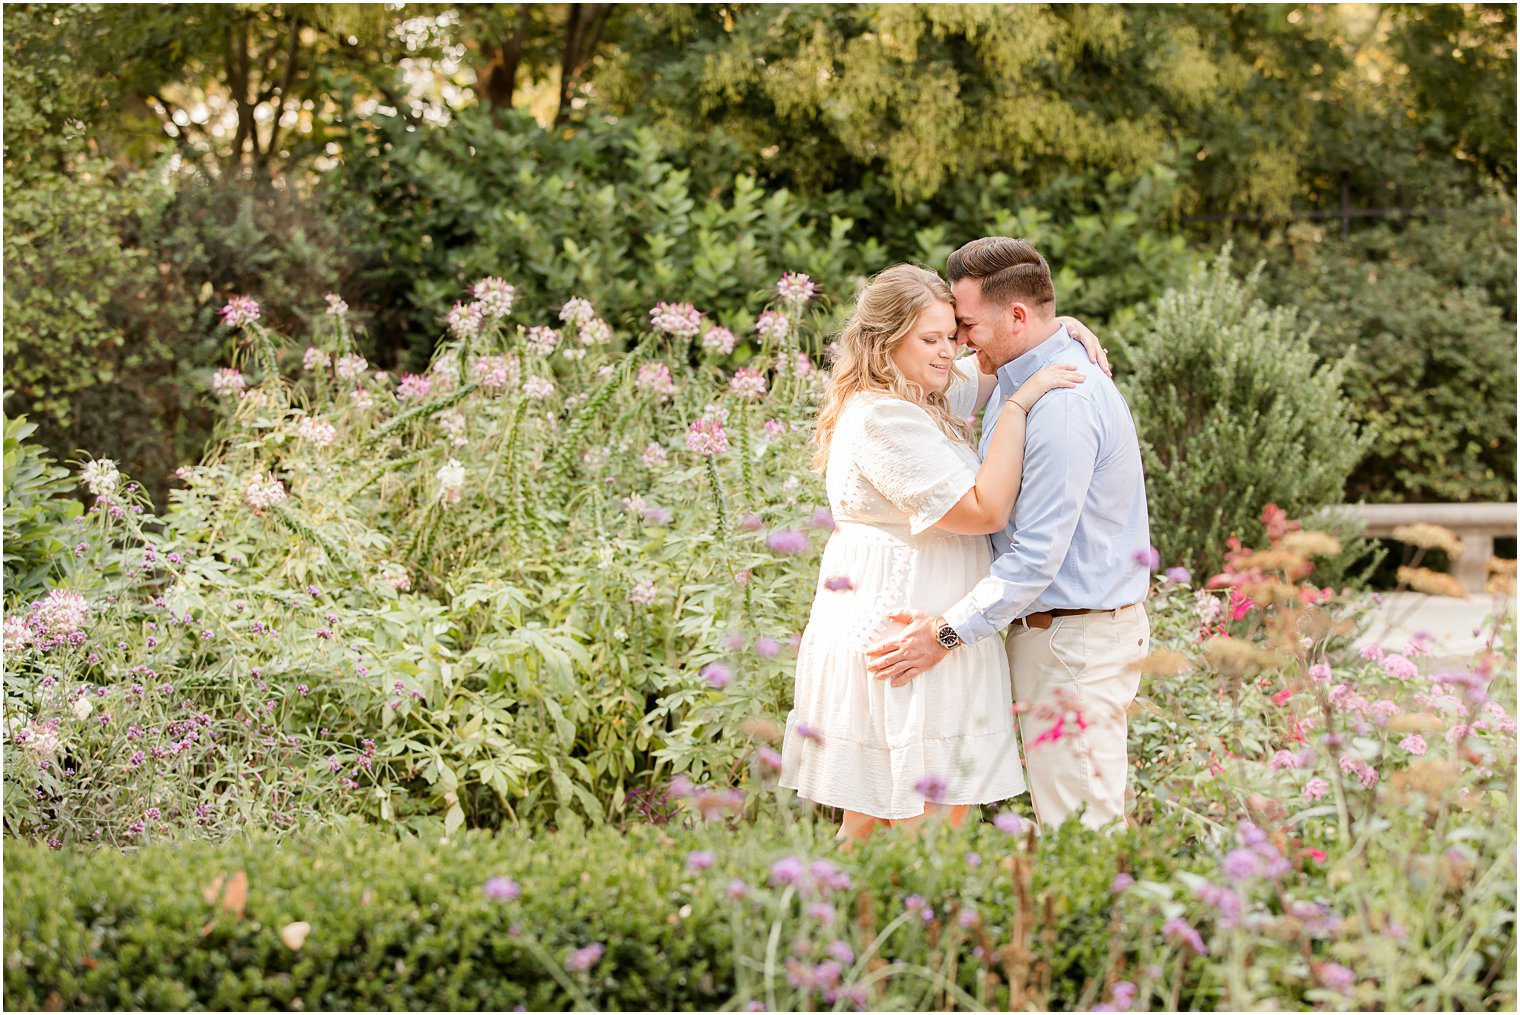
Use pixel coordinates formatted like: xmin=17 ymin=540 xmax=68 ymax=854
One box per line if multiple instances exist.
xmin=952 ymin=278 xmax=1020 ymax=373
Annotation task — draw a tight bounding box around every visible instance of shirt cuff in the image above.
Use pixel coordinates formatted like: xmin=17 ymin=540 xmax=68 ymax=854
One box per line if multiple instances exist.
xmin=942 ymin=600 xmax=998 ymax=647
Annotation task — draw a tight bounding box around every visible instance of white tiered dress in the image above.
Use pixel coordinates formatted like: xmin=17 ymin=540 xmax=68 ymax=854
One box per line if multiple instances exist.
xmin=780 ymin=362 xmax=1027 ymax=819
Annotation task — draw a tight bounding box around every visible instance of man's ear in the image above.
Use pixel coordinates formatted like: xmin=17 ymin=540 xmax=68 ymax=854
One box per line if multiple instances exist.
xmin=1008 ymin=301 xmax=1030 ymax=328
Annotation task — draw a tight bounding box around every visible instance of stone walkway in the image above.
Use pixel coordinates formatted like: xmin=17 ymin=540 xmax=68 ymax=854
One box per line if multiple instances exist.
xmin=1354 ymin=590 xmax=1516 ymax=667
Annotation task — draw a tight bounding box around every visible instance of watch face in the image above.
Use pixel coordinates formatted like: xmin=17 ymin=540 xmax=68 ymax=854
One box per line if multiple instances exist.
xmin=937 ymin=626 xmax=958 ymax=649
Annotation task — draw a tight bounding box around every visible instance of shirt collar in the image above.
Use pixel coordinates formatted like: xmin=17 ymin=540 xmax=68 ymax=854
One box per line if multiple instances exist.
xmin=996 ymin=324 xmax=1071 ymax=399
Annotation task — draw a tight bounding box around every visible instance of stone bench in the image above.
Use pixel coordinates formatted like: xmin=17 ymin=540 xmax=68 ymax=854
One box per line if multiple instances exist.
xmin=1327 ymin=502 xmax=1517 ymax=592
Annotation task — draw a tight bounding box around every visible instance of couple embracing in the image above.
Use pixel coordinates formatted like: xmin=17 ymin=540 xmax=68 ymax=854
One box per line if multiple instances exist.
xmin=779 ymin=237 xmax=1152 ymax=841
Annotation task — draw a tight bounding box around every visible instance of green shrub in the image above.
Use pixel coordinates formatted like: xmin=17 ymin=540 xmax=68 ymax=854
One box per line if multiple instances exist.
xmin=1119 ymin=251 xmax=1371 ymax=576
xmin=2 ymin=414 xmax=83 ymax=607
xmin=1248 ymin=196 xmax=1518 ymax=503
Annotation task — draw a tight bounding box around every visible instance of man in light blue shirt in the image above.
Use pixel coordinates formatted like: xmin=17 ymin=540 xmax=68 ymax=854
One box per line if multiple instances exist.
xmin=866 ymin=236 xmax=1152 ymax=830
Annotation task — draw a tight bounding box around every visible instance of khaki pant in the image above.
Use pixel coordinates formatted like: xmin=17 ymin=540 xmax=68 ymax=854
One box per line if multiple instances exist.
xmin=1006 ymin=606 xmax=1150 ymax=831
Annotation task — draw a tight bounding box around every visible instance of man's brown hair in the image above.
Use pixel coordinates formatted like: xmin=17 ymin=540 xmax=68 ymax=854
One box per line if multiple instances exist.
xmin=945 ymin=237 xmax=1055 ymax=312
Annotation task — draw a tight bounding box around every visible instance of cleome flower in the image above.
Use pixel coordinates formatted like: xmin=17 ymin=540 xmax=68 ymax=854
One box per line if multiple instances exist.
xmin=470 ymin=277 xmax=516 ymax=319
xmin=447 ymin=301 xmax=484 ymax=339
xmin=702 ymin=326 xmax=738 ymax=355
xmin=218 ymin=295 xmax=261 ymax=330
xmin=776 ymin=271 xmax=818 ymax=307
xmin=79 ymin=459 xmax=121 ymax=498
xmin=436 ymin=459 xmax=466 ymax=506
xmin=335 ymin=354 xmax=368 ymax=380
xmin=210 ymin=367 xmax=247 ymax=399
xmin=728 ymin=367 xmax=767 ymax=400
xmin=685 ymin=405 xmax=730 ymax=456
xmin=302 ymin=347 xmax=331 ymax=371
xmin=244 ymin=473 xmax=288 ymax=514
xmin=755 ymin=310 xmax=790 ymax=344
xmin=324 ymin=293 xmax=349 ymax=316
xmin=295 ymin=416 xmax=338 ymax=448
xmin=558 ymin=297 xmax=595 ymax=329
xmin=578 ymin=318 xmax=613 ymax=346
xmin=525 ymin=326 xmax=561 ymax=356
xmin=648 ymin=301 xmax=703 ymax=338
xmin=636 ymin=362 xmax=678 ymax=400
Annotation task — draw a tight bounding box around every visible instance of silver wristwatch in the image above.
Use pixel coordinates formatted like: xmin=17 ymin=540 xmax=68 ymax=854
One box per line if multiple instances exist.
xmin=935 ymin=621 xmax=963 ymax=651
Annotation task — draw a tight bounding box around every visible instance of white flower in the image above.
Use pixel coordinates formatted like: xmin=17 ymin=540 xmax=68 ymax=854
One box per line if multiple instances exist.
xmin=578 ymin=318 xmax=612 ymax=346
xmin=728 ymin=368 xmax=767 ymax=401
xmin=628 ymin=580 xmax=657 ymax=605
xmin=211 ymin=368 xmax=247 ymax=399
xmin=296 ymin=416 xmax=338 ymax=447
xmin=776 ymin=272 xmax=818 ymax=306
xmin=325 ymin=293 xmax=349 ymax=316
xmin=436 ymin=459 xmax=466 ymax=505
xmin=471 ymin=277 xmax=516 ymax=319
xmin=72 ymin=697 xmax=94 ymax=721
xmin=559 ymin=297 xmax=596 ymax=329
xmin=702 ymin=326 xmax=738 ymax=355
xmin=79 ymin=459 xmax=121 ymax=497
xmin=521 ymin=376 xmax=555 ymax=401
xmin=21 ymin=725 xmax=61 ymax=757
xmin=755 ymin=311 xmax=790 ymax=343
xmin=447 ymin=301 xmax=484 ymax=339
xmin=648 ymin=301 xmax=703 ymax=338
xmin=525 ymin=327 xmax=561 ymax=356
xmin=336 ymin=354 xmax=368 ymax=379
xmin=351 ymin=387 xmax=375 ymax=410
xmin=33 ymin=589 xmax=89 ymax=636
xmin=303 ymin=347 xmax=332 ymax=371
xmin=4 ymin=615 xmax=34 ymax=652
xmin=244 ymin=473 xmax=288 ymax=513
xmin=641 ymin=443 xmax=668 ymax=468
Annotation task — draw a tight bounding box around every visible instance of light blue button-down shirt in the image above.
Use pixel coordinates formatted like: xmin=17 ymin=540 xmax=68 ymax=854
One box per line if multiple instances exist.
xmin=942 ymin=325 xmax=1151 ymax=645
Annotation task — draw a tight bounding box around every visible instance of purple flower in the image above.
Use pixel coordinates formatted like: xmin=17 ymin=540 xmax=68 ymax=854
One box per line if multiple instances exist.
xmin=913 ymin=774 xmax=947 ymax=803
xmin=756 ymin=746 xmax=783 ymax=772
xmin=484 ymin=876 xmax=521 ymax=902
xmin=993 ymin=811 xmax=1024 ymax=834
xmin=795 ymin=723 xmax=823 ymax=742
xmin=1315 ymin=962 xmax=1356 ymax=994
xmin=1163 ymin=566 xmax=1191 ymax=584
xmin=727 ymin=878 xmax=749 ymax=900
xmin=218 ymin=295 xmax=261 ymax=329
xmin=755 ymin=636 xmax=781 ymax=659
xmin=565 ymin=942 xmax=605 ymax=973
xmin=823 ymin=575 xmax=854 ymax=592
xmin=806 ymin=902 xmax=836 ymax=924
xmin=1161 ymin=917 xmax=1208 ymax=955
xmin=739 ymin=513 xmax=765 ymax=532
xmin=701 ymin=663 xmax=732 ymax=689
xmin=766 ymin=529 xmax=810 ymax=554
xmin=1221 ymin=848 xmax=1261 ymax=882
xmin=826 ymin=940 xmax=854 ymax=964
xmin=1110 ymin=872 xmax=1134 ymax=894
xmin=1135 ymin=546 xmax=1162 ymax=570
xmin=770 ymin=856 xmax=806 ymax=886
xmin=686 ymin=850 xmax=716 ymax=872
xmin=810 ymin=508 xmax=836 ymax=530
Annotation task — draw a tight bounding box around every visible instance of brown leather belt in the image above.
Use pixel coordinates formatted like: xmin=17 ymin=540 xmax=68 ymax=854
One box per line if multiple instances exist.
xmin=1019 ymin=602 xmax=1139 ymax=631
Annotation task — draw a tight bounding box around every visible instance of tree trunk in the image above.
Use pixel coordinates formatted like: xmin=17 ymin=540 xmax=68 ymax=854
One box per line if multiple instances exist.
xmin=480 ymin=5 xmax=531 ymax=111
xmin=555 ymin=3 xmax=611 ymax=126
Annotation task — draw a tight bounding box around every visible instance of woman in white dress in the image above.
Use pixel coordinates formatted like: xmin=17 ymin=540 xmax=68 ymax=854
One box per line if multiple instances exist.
xmin=779 ymin=264 xmax=1098 ymax=841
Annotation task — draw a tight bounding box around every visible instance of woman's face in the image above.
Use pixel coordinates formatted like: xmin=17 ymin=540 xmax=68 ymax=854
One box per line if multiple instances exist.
xmin=889 ymin=300 xmax=959 ymax=395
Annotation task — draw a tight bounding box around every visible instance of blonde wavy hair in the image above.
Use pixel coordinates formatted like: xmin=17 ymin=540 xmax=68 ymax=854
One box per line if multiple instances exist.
xmin=812 ymin=264 xmax=976 ymax=474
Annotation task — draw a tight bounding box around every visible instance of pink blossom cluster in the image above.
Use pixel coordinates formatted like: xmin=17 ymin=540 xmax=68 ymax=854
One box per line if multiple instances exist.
xmin=648 ymin=301 xmax=703 ymax=338
xmin=755 ymin=310 xmax=790 ymax=344
xmin=471 ymin=277 xmax=516 ymax=319
xmin=211 ymin=368 xmax=247 ymax=399
xmin=776 ymin=271 xmax=818 ymax=306
xmin=324 ymin=293 xmax=348 ymax=316
xmin=703 ymin=326 xmax=738 ymax=355
xmin=302 ymin=347 xmax=331 ymax=371
xmin=437 ymin=409 xmax=468 ymax=446
xmin=525 ymin=326 xmax=561 ymax=356
xmin=379 ymin=562 xmax=411 ymax=592
xmin=218 ymin=295 xmax=261 ymax=330
xmin=335 ymin=354 xmax=368 ymax=380
xmin=628 ymin=580 xmax=657 ymax=605
xmin=447 ymin=300 xmax=484 ymax=339
xmin=471 ymin=354 xmax=518 ymax=390
xmin=296 ymin=416 xmax=338 ymax=447
xmin=559 ymin=297 xmax=595 ymax=329
xmin=578 ymin=317 xmax=613 ymax=346
xmin=641 ymin=442 xmax=668 ymax=468
xmin=728 ymin=367 xmax=767 ymax=400
xmin=396 ymin=374 xmax=433 ymax=401
xmin=521 ymin=376 xmax=555 ymax=401
xmin=244 ymin=473 xmax=288 ymax=513
xmin=636 ymin=362 xmax=677 ymax=399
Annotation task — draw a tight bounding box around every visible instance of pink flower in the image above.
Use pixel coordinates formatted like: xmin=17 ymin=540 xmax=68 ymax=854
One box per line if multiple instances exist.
xmin=762 ymin=419 xmax=788 ymax=440
xmin=823 ymin=575 xmax=854 ymax=592
xmin=701 ymin=663 xmax=731 ymax=689
xmin=702 ymin=326 xmax=738 ymax=355
xmin=447 ymin=300 xmax=484 ymax=338
xmin=914 ymin=775 xmax=947 ymax=802
xmin=578 ymin=318 xmax=612 ymax=346
xmin=754 ymin=636 xmax=781 ymax=658
xmin=648 ymin=301 xmax=703 ymax=338
xmin=1134 ymin=546 xmax=1161 ymax=570
xmin=324 ymin=293 xmax=349 ymax=316
xmin=628 ymin=580 xmax=657 ymax=605
xmin=1315 ymin=962 xmax=1356 ymax=995
xmin=1162 ymin=917 xmax=1208 ymax=955
xmin=472 ymin=354 xmax=515 ymax=390
xmin=765 ymin=529 xmax=809 ymax=554
xmin=1381 ymin=653 xmax=1419 ymax=680
xmin=776 ymin=272 xmax=817 ymax=306
xmin=470 ymin=277 xmax=515 ymax=319
xmin=525 ymin=326 xmax=561 ymax=356
xmin=484 ymin=876 xmax=521 ymax=901
xmin=244 ymin=474 xmax=287 ymax=513
xmin=686 ymin=850 xmax=715 ymax=872
xmin=685 ymin=413 xmax=729 ymax=456
xmin=729 ymin=368 xmax=767 ymax=400
xmin=302 ymin=347 xmax=331 ymax=371
xmin=396 ymin=374 xmax=433 ymax=401
xmin=640 ymin=443 xmax=668 ymax=468
xmin=1302 ymin=777 xmax=1329 ymax=801
xmin=755 ymin=310 xmax=790 ymax=343
xmin=218 ymin=295 xmax=261 ymax=329
xmin=565 ymin=943 xmax=604 ymax=973
xmin=210 ymin=368 xmax=247 ymax=399
xmin=637 ymin=362 xmax=678 ymax=399
xmin=559 ymin=297 xmax=595 ymax=328
xmin=1398 ymin=733 xmax=1428 ymax=756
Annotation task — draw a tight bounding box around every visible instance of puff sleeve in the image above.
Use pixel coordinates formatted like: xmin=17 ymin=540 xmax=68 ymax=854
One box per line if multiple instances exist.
xmin=854 ymin=398 xmax=978 ymax=535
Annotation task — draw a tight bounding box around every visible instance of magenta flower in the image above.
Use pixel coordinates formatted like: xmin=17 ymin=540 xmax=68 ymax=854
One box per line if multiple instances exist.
xmin=1161 ymin=917 xmax=1208 ymax=955
xmin=755 ymin=746 xmax=783 ymax=772
xmin=1381 ymin=653 xmax=1419 ymax=680
xmin=686 ymin=850 xmax=715 ymax=872
xmin=776 ymin=272 xmax=818 ymax=306
xmin=739 ymin=513 xmax=765 ymax=531
xmin=1134 ymin=546 xmax=1162 ymax=570
xmin=648 ymin=301 xmax=703 ymax=338
xmin=727 ymin=878 xmax=749 ymax=900
xmin=728 ymin=368 xmax=767 ymax=400
xmin=914 ymin=774 xmax=947 ymax=803
xmin=993 ymin=811 xmax=1024 ymax=834
xmin=565 ymin=943 xmax=605 ymax=973
xmin=701 ymin=663 xmax=732 ymax=690
xmin=218 ymin=295 xmax=261 ymax=329
xmin=766 ymin=529 xmax=809 ymax=554
xmin=823 ymin=575 xmax=854 ymax=592
xmin=1315 ymin=962 xmax=1356 ymax=994
xmin=1302 ymin=777 xmax=1330 ymax=801
xmin=810 ymin=507 xmax=836 ymax=530
xmin=484 ymin=876 xmax=521 ymax=901
xmin=685 ymin=414 xmax=729 ymax=456
xmin=795 ymin=723 xmax=823 ymax=742
xmin=1163 ymin=565 xmax=1191 ymax=584
xmin=754 ymin=636 xmax=781 ymax=658
xmin=770 ymin=856 xmax=806 ymax=886
xmin=1110 ymin=872 xmax=1134 ymax=894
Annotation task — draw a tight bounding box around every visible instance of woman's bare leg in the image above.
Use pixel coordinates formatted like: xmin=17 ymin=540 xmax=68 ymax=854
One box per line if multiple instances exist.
xmin=838 ymin=809 xmax=886 ymax=843
xmin=889 ymin=803 xmax=971 ymax=833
